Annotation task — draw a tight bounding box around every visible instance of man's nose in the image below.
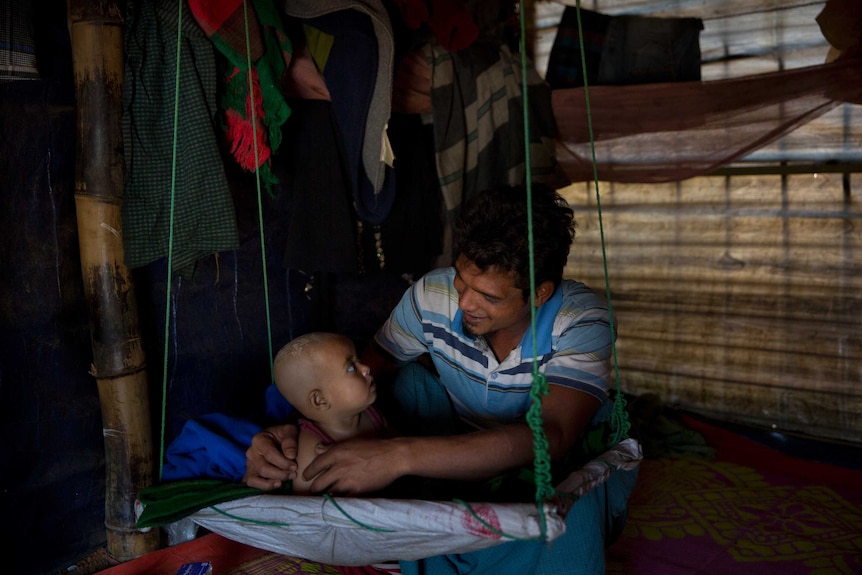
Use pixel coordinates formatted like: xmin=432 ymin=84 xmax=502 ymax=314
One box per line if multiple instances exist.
xmin=458 ymin=289 xmax=477 ymax=311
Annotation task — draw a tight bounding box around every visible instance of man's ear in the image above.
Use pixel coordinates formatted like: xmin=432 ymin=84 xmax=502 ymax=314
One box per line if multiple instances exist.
xmin=534 ymin=280 xmax=555 ymax=307
xmin=309 ymin=389 xmax=330 ymax=411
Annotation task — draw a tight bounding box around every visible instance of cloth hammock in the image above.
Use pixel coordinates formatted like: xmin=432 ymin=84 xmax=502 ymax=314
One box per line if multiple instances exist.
xmin=169 ymin=438 xmax=642 ymax=565
xmin=139 ymin=393 xmax=641 ymax=564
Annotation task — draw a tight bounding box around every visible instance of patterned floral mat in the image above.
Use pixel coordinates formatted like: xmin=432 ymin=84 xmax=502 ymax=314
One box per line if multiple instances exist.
xmin=223 ymin=554 xmax=340 ymax=575
xmin=607 ymin=417 xmax=862 ymax=575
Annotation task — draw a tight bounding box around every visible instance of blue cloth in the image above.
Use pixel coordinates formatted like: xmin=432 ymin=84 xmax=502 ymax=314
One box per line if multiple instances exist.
xmin=392 ymin=363 xmax=638 ymax=575
xmin=161 ymin=384 xmax=294 ymax=482
xmin=162 ymin=414 xmax=263 ymax=482
xmin=265 ymin=382 xmax=296 ymax=423
xmin=400 ymin=467 xmax=637 ymax=575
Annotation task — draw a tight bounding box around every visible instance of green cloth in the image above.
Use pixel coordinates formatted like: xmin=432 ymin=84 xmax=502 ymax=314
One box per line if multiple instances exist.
xmin=188 ymin=0 xmax=293 ymax=188
xmin=122 ymin=0 xmax=239 ymax=272
xmin=136 ymin=478 xmax=290 ymax=528
xmin=627 ymin=393 xmax=716 ymax=459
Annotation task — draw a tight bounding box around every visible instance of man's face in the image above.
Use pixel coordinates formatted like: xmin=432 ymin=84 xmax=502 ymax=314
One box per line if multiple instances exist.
xmin=453 ymin=255 xmax=531 ymax=340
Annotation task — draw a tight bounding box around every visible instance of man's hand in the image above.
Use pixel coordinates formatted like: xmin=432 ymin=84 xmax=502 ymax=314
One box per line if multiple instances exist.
xmin=300 ymin=385 xmax=600 ymax=496
xmin=304 ymin=437 xmax=406 ymax=495
xmin=243 ymin=423 xmax=299 ymax=490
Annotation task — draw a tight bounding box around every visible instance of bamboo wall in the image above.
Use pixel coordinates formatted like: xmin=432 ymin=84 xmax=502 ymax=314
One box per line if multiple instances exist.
xmin=536 ymin=0 xmax=861 ymax=445
xmin=562 ymin=169 xmax=861 ymax=444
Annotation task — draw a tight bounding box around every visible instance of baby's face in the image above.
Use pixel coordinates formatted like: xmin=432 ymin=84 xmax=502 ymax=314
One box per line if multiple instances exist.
xmin=314 ymin=336 xmax=376 ymax=415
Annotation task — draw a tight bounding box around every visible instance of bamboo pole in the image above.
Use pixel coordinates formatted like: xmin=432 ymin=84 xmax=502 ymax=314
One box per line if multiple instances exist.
xmin=68 ymin=0 xmax=160 ymax=562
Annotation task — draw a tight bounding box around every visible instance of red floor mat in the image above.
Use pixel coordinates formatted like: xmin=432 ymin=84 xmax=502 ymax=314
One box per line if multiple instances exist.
xmin=95 ymin=533 xmax=339 ymax=575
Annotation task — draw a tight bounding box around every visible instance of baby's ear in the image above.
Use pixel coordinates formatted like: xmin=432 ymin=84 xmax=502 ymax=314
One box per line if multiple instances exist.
xmin=309 ymin=389 xmax=330 ymax=411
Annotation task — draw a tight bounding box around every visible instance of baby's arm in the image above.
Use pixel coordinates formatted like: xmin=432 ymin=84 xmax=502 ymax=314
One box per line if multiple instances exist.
xmin=290 ymin=428 xmax=320 ymax=494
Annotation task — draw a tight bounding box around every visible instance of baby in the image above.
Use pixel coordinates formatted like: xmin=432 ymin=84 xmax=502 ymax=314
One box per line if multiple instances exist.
xmin=273 ymin=332 xmax=387 ymax=494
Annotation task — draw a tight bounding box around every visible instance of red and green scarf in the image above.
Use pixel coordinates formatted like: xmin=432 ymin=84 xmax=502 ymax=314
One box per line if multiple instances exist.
xmin=189 ymin=0 xmax=292 ymax=187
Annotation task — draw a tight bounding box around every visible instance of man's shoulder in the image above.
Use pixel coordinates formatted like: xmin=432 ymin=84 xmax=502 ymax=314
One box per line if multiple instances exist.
xmin=385 ymin=267 xmax=457 ymax=331
xmin=548 ymin=280 xmax=614 ymax=352
xmin=413 ymin=267 xmax=456 ymax=304
xmin=419 ymin=266 xmax=455 ymax=287
xmin=555 ymin=280 xmax=609 ymax=323
xmin=559 ymin=279 xmax=606 ymax=306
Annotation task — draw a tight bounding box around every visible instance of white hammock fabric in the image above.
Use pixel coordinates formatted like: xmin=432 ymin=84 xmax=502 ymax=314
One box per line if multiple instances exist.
xmin=189 ymin=438 xmax=642 ymax=565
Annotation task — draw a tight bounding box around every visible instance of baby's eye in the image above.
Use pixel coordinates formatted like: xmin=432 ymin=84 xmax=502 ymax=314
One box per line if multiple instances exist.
xmin=347 ymin=362 xmax=356 ymax=373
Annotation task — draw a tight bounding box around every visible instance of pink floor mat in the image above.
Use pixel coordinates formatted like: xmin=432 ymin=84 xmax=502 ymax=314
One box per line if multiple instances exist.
xmin=606 ymin=416 xmax=862 ymax=575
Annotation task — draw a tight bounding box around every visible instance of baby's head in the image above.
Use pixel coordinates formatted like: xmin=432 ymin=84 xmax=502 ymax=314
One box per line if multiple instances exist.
xmin=273 ymin=332 xmax=376 ymax=421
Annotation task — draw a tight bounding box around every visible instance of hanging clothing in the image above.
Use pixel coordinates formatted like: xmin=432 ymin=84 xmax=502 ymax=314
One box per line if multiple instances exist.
xmin=392 ymin=0 xmax=478 ymax=52
xmin=284 ymin=0 xmax=398 ymax=225
xmin=122 ymin=0 xmax=239 ymax=271
xmin=377 ymin=113 xmax=444 ymax=277
xmin=278 ymin=98 xmax=358 ymax=274
xmin=188 ymin=0 xmax=294 ymax=187
xmin=427 ymin=41 xmax=570 ymax=264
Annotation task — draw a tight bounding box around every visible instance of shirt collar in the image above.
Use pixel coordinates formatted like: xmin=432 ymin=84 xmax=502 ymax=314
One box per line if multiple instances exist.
xmin=520 ymin=284 xmax=562 ymax=358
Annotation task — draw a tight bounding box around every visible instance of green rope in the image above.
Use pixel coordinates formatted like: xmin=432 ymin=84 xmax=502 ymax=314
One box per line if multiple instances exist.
xmin=158 ymin=0 xmax=185 ymax=481
xmin=159 ymin=0 xmax=278 ymax=482
xmin=241 ymin=0 xmax=276 ymax=381
xmin=518 ymin=2 xmax=556 ymax=522
xmin=323 ymin=495 xmax=396 ymax=533
xmin=206 ymin=495 xmax=398 ymax=532
xmin=572 ymin=0 xmax=630 ymax=443
xmin=209 ymin=504 xmax=294 ymax=527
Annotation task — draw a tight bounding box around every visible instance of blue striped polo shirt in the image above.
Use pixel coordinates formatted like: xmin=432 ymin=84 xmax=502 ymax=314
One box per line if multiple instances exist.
xmin=375 ymin=267 xmax=614 ymax=430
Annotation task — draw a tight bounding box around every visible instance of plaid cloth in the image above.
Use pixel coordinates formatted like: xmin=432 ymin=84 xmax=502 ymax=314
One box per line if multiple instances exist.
xmin=0 ymin=3 xmax=40 ymax=81
xmin=122 ymin=0 xmax=238 ymax=271
xmin=427 ymin=40 xmax=568 ymax=263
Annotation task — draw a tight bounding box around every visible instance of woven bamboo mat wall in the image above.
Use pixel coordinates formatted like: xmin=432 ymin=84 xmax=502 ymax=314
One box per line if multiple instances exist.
xmin=562 ymin=172 xmax=862 ymax=444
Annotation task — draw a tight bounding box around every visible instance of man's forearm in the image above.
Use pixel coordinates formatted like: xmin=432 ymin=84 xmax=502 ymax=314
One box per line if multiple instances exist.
xmin=391 ymin=387 xmax=598 ymax=482
xmin=389 ymin=424 xmax=538 ymax=481
xmin=303 ymin=387 xmax=599 ymax=494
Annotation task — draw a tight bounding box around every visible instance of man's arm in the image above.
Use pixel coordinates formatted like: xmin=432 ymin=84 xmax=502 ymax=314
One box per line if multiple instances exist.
xmin=303 ymin=385 xmax=600 ymax=494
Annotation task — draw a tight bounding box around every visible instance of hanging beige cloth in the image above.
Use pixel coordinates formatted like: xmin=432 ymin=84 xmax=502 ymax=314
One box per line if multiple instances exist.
xmin=553 ymin=55 xmax=862 ymax=183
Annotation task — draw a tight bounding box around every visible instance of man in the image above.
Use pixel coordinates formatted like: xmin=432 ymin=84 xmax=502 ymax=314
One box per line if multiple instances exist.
xmin=245 ymin=183 xmax=637 ymax=574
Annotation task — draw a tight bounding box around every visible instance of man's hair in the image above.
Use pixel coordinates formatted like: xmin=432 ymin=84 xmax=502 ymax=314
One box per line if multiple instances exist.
xmin=454 ymin=184 xmax=575 ymax=294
